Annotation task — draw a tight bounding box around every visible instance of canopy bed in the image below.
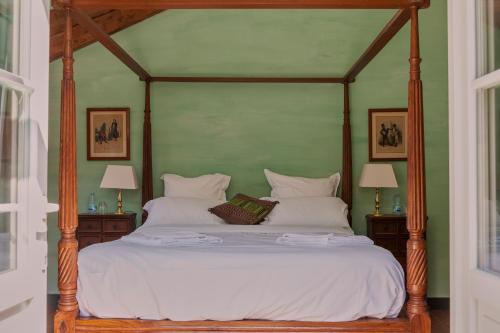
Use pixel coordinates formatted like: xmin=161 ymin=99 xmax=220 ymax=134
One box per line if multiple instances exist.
xmin=53 ymin=0 xmax=431 ymax=332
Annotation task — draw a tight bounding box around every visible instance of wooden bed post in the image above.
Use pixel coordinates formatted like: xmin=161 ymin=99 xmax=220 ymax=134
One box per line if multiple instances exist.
xmin=406 ymin=6 xmax=431 ymax=333
xmin=341 ymin=82 xmax=353 ymax=225
xmin=142 ymin=80 xmax=153 ymax=223
xmin=54 ymin=4 xmax=79 ymax=333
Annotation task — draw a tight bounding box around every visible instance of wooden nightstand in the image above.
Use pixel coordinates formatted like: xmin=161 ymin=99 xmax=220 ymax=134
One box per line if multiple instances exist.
xmin=77 ymin=212 xmax=137 ymax=250
xmin=366 ymin=214 xmax=408 ymax=269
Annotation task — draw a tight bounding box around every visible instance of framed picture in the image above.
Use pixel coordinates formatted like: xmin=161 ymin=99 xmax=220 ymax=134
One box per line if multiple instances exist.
xmin=368 ymin=108 xmax=408 ymax=161
xmin=87 ymin=107 xmax=130 ymax=160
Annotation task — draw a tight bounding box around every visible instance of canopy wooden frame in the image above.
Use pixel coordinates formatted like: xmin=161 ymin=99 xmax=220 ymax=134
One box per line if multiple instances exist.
xmin=53 ymin=1 xmax=431 ymax=332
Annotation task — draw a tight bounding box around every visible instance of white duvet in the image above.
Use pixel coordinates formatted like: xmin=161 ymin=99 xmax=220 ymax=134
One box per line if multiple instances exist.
xmin=77 ymin=224 xmax=405 ymax=322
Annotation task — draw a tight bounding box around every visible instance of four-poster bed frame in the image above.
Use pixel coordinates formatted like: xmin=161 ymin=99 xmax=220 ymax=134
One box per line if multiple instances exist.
xmin=53 ymin=1 xmax=431 ymax=332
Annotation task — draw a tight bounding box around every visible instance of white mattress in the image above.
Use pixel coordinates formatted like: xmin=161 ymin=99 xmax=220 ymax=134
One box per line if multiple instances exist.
xmin=77 ymin=224 xmax=405 ymax=322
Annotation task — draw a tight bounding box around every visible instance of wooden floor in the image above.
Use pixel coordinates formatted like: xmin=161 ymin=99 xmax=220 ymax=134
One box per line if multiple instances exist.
xmin=430 ymin=309 xmax=451 ymax=333
xmin=46 ymin=295 xmax=450 ymax=333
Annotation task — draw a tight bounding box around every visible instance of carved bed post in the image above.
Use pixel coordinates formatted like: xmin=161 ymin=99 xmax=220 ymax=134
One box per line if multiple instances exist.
xmin=406 ymin=6 xmax=431 ymax=333
xmin=142 ymin=80 xmax=153 ymax=223
xmin=341 ymin=82 xmax=353 ymax=225
xmin=54 ymin=4 xmax=78 ymax=333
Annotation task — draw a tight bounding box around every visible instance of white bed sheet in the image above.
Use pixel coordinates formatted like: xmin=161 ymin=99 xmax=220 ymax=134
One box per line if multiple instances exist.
xmin=77 ymin=224 xmax=405 ymax=322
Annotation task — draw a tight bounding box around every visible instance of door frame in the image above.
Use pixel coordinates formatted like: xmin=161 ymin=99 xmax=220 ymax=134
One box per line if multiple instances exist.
xmin=0 ymin=0 xmax=50 ymax=331
xmin=448 ymin=1 xmax=474 ymax=331
xmin=449 ymin=0 xmax=500 ymax=332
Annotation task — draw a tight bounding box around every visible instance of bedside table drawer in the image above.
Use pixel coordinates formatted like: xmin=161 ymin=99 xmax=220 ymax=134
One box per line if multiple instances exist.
xmin=103 ymin=219 xmax=130 ymax=233
xmin=79 ymin=218 xmax=101 ymax=232
xmin=78 ymin=234 xmax=102 ymax=250
xmin=399 ymin=223 xmax=409 ymax=235
xmin=366 ymin=214 xmax=414 ymax=268
xmin=373 ymin=237 xmax=399 ymax=254
xmin=103 ymin=234 xmax=124 ymax=242
xmin=373 ymin=222 xmax=399 ymax=235
xmin=398 ymin=238 xmax=408 ymax=255
xmin=78 ymin=213 xmax=136 ymax=249
xmin=395 ymin=256 xmax=406 ymax=269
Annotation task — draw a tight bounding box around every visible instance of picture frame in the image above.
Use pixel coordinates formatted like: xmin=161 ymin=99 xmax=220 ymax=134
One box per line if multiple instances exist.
xmin=368 ymin=108 xmax=408 ymax=161
xmin=87 ymin=107 xmax=130 ymax=160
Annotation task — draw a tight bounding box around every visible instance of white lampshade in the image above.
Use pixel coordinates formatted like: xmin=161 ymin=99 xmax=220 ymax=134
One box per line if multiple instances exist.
xmin=100 ymin=165 xmax=138 ymax=190
xmin=358 ymin=164 xmax=398 ymax=188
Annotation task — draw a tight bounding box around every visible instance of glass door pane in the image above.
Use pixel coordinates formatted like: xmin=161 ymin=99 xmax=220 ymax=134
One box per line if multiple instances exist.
xmin=0 ymin=84 xmax=20 ymax=274
xmin=0 ymin=0 xmax=18 ymax=73
xmin=0 ymin=85 xmax=18 ymax=203
xmin=480 ymin=86 xmax=500 ymax=275
xmin=0 ymin=212 xmax=16 ymax=272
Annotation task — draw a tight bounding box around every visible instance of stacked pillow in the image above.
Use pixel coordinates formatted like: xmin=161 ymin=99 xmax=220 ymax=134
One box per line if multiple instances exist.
xmin=261 ymin=196 xmax=348 ymax=228
xmin=262 ymin=169 xmax=350 ymax=229
xmin=143 ymin=197 xmax=225 ymax=226
xmin=143 ymin=173 xmax=231 ymax=225
xmin=161 ymin=173 xmax=230 ymax=200
xmin=264 ymin=169 xmax=341 ymax=198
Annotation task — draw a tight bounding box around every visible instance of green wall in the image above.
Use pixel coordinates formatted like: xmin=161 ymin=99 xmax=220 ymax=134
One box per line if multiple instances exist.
xmin=48 ymin=2 xmax=448 ymax=297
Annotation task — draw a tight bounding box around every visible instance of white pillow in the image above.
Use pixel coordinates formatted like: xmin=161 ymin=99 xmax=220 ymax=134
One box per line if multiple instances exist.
xmin=143 ymin=197 xmax=224 ymax=225
xmin=161 ymin=173 xmax=231 ymax=201
xmin=261 ymin=197 xmax=351 ymax=229
xmin=264 ymin=169 xmax=341 ymax=198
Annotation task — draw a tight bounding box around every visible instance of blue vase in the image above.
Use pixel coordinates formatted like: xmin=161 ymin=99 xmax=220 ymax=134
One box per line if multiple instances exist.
xmin=392 ymin=194 xmax=401 ymax=214
xmin=88 ymin=192 xmax=97 ymax=213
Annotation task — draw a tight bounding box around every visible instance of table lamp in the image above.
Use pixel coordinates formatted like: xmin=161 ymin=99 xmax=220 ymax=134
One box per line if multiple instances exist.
xmin=100 ymin=165 xmax=138 ymax=214
xmin=358 ymin=164 xmax=398 ymax=216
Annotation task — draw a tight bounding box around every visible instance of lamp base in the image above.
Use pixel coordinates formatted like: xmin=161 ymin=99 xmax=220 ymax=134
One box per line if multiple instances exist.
xmin=115 ymin=189 xmax=124 ymax=215
xmin=373 ymin=188 xmax=382 ymax=216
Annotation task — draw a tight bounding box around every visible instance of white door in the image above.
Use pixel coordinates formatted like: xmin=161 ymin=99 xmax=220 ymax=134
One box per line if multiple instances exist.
xmin=449 ymin=0 xmax=500 ymax=332
xmin=0 ymin=0 xmax=54 ymax=332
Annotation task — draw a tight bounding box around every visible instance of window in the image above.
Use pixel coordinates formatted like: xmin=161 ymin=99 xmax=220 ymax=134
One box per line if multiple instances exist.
xmin=0 ymin=0 xmax=19 ymax=74
xmin=477 ymin=0 xmax=500 ymax=276
xmin=0 ymin=0 xmax=29 ymax=275
xmin=477 ymin=86 xmax=500 ymax=275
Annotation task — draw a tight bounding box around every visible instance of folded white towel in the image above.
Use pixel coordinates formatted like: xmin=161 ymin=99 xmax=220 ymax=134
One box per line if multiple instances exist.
xmin=276 ymin=233 xmax=373 ymax=247
xmin=277 ymin=233 xmax=334 ymax=245
xmin=121 ymin=231 xmax=223 ymax=247
xmin=328 ymin=235 xmax=373 ymax=246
